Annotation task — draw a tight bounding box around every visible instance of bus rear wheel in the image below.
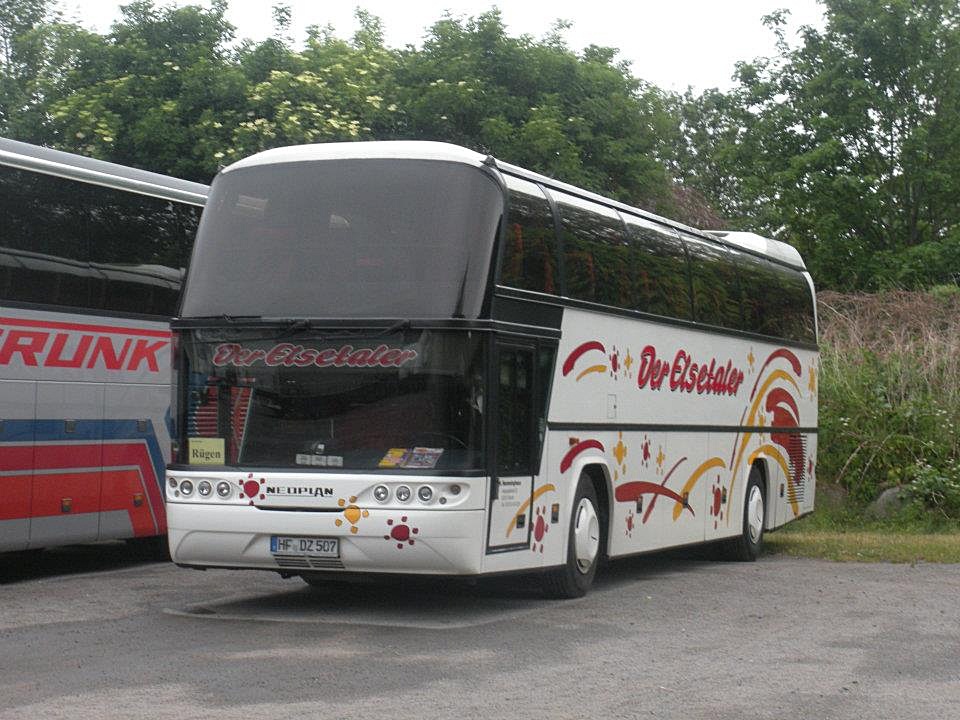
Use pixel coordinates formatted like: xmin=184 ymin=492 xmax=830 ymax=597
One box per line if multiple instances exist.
xmin=720 ymin=466 xmax=765 ymax=561
xmin=542 ymin=473 xmax=602 ymax=599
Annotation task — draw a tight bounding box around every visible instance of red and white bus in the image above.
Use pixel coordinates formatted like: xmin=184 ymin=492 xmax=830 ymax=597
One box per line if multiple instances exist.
xmin=0 ymin=138 xmax=207 ymax=552
xmin=166 ymin=141 xmax=817 ymax=597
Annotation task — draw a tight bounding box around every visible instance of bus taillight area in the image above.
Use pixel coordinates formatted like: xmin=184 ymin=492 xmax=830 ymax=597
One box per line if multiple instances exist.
xmin=165 ymin=470 xmax=487 ymax=574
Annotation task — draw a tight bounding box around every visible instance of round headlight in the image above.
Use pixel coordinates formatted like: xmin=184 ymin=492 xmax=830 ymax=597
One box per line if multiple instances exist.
xmin=373 ymin=485 xmax=389 ymax=502
xmin=417 ymin=485 xmax=433 ymax=502
xmin=396 ymin=485 xmax=411 ymax=502
xmin=179 ymin=479 xmax=194 ymax=496
xmin=197 ymin=480 xmax=212 ymax=497
xmin=449 ymin=484 xmax=461 ymax=496
xmin=168 ymin=478 xmax=178 ymax=489
xmin=216 ymin=481 xmax=232 ymax=498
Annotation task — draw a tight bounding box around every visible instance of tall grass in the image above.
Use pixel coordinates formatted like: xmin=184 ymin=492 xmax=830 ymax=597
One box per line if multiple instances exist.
xmin=817 ymin=289 xmax=960 ymax=521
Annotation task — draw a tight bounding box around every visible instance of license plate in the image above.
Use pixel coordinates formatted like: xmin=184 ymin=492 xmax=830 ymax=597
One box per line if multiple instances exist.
xmin=270 ymin=536 xmax=339 ymax=557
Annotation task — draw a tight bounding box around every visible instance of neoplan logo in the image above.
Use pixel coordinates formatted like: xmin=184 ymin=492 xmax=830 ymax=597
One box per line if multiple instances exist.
xmin=265 ymin=486 xmax=335 ymax=497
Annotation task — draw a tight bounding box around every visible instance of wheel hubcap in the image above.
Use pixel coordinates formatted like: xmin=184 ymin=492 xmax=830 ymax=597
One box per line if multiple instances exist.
xmin=747 ymin=485 xmax=764 ymax=544
xmin=573 ymin=498 xmax=600 ymax=574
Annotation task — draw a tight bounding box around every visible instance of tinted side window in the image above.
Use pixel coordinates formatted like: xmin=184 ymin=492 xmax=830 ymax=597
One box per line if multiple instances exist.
xmin=500 ymin=175 xmax=559 ymax=294
xmin=0 ymin=165 xmax=199 ymax=316
xmin=554 ymin=192 xmax=628 ymax=305
xmin=739 ymin=252 xmax=816 ymax=342
xmin=497 ymin=345 xmax=533 ymax=475
xmin=684 ymin=234 xmax=743 ymax=329
xmin=0 ymin=165 xmax=92 ymax=307
xmin=621 ymin=214 xmax=692 ymax=320
xmin=89 ymin=196 xmax=199 ymax=316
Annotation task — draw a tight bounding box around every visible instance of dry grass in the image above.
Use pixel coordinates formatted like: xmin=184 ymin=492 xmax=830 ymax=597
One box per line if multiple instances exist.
xmin=818 ymin=289 xmax=960 ymax=409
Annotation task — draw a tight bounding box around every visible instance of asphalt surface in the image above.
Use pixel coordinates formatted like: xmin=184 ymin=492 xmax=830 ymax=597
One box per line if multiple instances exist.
xmin=1 ymin=544 xmax=958 ymax=719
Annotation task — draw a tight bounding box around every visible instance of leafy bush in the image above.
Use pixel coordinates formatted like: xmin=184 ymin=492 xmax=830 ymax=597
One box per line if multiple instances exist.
xmin=817 ymin=291 xmax=960 ymax=508
xmin=907 ymin=462 xmax=960 ymax=520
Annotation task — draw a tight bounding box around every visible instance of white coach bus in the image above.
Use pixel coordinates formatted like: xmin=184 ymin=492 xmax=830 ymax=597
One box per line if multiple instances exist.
xmin=0 ymin=138 xmax=207 ymax=552
xmin=166 ymin=141 xmax=817 ymax=597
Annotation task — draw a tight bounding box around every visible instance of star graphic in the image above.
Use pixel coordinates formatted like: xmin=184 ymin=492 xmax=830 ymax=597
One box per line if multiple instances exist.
xmin=747 ymin=348 xmax=755 ymax=369
xmin=656 ymin=446 xmax=665 ymax=469
xmin=624 ymin=350 xmax=634 ymax=372
xmin=808 ymin=365 xmax=817 ymax=394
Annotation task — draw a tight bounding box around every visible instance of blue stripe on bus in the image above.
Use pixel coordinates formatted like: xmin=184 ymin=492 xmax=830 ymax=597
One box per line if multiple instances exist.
xmin=0 ymin=419 xmax=166 ymax=488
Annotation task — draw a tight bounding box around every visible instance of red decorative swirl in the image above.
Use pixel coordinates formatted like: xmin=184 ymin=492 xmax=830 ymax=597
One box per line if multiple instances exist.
xmin=750 ymin=348 xmax=802 ymax=400
xmin=562 ymin=341 xmax=606 ymax=376
xmin=559 ymin=439 xmax=605 ymax=474
xmin=615 ymin=482 xmax=695 ymax=517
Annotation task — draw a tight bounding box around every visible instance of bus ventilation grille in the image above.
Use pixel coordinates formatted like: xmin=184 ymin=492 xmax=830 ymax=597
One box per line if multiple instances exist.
xmin=273 ymin=555 xmax=345 ymax=570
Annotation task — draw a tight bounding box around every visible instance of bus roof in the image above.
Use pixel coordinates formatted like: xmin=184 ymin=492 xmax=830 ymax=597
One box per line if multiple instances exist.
xmin=219 ymin=140 xmax=807 ymax=272
xmin=704 ymin=231 xmax=806 ymax=270
xmin=223 ymin=140 xmax=489 ymax=174
xmin=0 ymin=136 xmax=208 ymax=206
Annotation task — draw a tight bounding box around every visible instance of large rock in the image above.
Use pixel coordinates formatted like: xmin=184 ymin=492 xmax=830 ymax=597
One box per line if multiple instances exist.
xmin=864 ymin=486 xmax=910 ymax=519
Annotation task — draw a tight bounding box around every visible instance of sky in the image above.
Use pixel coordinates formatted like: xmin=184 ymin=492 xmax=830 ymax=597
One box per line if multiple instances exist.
xmin=62 ymin=0 xmax=826 ymax=92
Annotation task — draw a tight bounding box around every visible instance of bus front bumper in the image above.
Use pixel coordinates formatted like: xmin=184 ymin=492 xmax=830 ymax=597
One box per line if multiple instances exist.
xmin=167 ymin=503 xmax=486 ymax=575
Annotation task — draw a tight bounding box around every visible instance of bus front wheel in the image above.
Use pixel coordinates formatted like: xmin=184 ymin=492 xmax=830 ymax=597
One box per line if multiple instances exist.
xmin=542 ymin=473 xmax=602 ymax=598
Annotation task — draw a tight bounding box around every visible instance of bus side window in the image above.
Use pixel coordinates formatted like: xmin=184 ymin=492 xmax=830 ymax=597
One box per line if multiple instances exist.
xmin=683 ymin=234 xmax=744 ymax=330
xmin=88 ymin=191 xmax=200 ymax=317
xmin=554 ymin=192 xmax=627 ymax=305
xmin=621 ymin=214 xmax=693 ymax=320
xmin=738 ymin=252 xmax=816 ymax=343
xmin=0 ymin=164 xmax=199 ymax=318
xmin=0 ymin=165 xmax=92 ymax=309
xmin=500 ymin=175 xmax=559 ymax=295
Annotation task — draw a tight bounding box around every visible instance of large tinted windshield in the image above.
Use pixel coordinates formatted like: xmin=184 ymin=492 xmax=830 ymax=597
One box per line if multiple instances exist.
xmin=177 ymin=329 xmax=485 ymax=471
xmin=181 ymin=159 xmax=503 ymax=319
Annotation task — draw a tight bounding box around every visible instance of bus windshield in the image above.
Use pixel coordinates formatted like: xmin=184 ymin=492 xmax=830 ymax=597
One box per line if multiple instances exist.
xmin=179 ymin=328 xmax=485 ymax=471
xmin=180 ymin=159 xmax=503 ymax=319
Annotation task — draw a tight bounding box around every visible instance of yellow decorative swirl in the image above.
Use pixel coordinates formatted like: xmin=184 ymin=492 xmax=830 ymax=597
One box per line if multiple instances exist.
xmin=673 ymin=457 xmax=726 ymax=521
xmin=506 ymin=483 xmax=557 ymax=537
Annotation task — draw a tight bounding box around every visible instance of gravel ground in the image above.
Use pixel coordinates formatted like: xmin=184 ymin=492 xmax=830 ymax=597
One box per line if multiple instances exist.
xmin=1 ymin=546 xmax=958 ymax=719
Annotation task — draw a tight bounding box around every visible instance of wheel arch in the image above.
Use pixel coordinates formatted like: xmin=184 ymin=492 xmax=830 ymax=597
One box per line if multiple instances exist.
xmin=748 ymin=457 xmax=772 ymax=529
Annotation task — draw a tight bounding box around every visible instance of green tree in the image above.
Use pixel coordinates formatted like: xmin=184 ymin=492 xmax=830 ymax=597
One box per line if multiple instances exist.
xmin=677 ymin=1 xmax=960 ymax=289
xmin=392 ymin=10 xmax=677 ymax=212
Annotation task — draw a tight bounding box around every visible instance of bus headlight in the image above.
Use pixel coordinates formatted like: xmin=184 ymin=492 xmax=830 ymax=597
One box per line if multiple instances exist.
xmin=396 ymin=485 xmax=411 ymax=502
xmin=417 ymin=486 xmax=433 ymax=502
xmin=179 ymin=480 xmax=194 ymax=496
xmin=216 ymin=481 xmax=232 ymax=498
xmin=373 ymin=485 xmax=389 ymax=502
xmin=197 ymin=480 xmax=212 ymax=497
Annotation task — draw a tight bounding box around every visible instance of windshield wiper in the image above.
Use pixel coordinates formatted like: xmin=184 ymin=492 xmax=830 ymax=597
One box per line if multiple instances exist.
xmin=284 ymin=318 xmax=314 ymax=335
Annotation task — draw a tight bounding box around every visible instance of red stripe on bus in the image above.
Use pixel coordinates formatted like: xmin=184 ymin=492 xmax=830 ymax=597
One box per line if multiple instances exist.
xmin=0 ymin=316 xmax=170 ymax=338
xmin=2 ymin=441 xmax=166 ymax=532
xmin=11 ymin=469 xmax=158 ymax=535
xmin=559 ymin=439 xmax=605 ymax=474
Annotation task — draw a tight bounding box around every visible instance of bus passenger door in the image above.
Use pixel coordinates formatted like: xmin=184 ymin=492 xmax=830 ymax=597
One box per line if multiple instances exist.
xmin=486 ymin=343 xmax=536 ymax=552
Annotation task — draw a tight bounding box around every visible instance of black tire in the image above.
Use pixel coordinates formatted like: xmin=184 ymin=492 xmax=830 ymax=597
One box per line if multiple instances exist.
xmin=542 ymin=473 xmax=603 ymax=599
xmin=719 ymin=466 xmax=765 ymax=561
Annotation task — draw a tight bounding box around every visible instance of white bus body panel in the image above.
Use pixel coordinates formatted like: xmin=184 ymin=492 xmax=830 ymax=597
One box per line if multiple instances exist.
xmin=544 ymin=308 xmax=817 ymax=562
xmin=0 ymin=307 xmax=172 ymax=551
